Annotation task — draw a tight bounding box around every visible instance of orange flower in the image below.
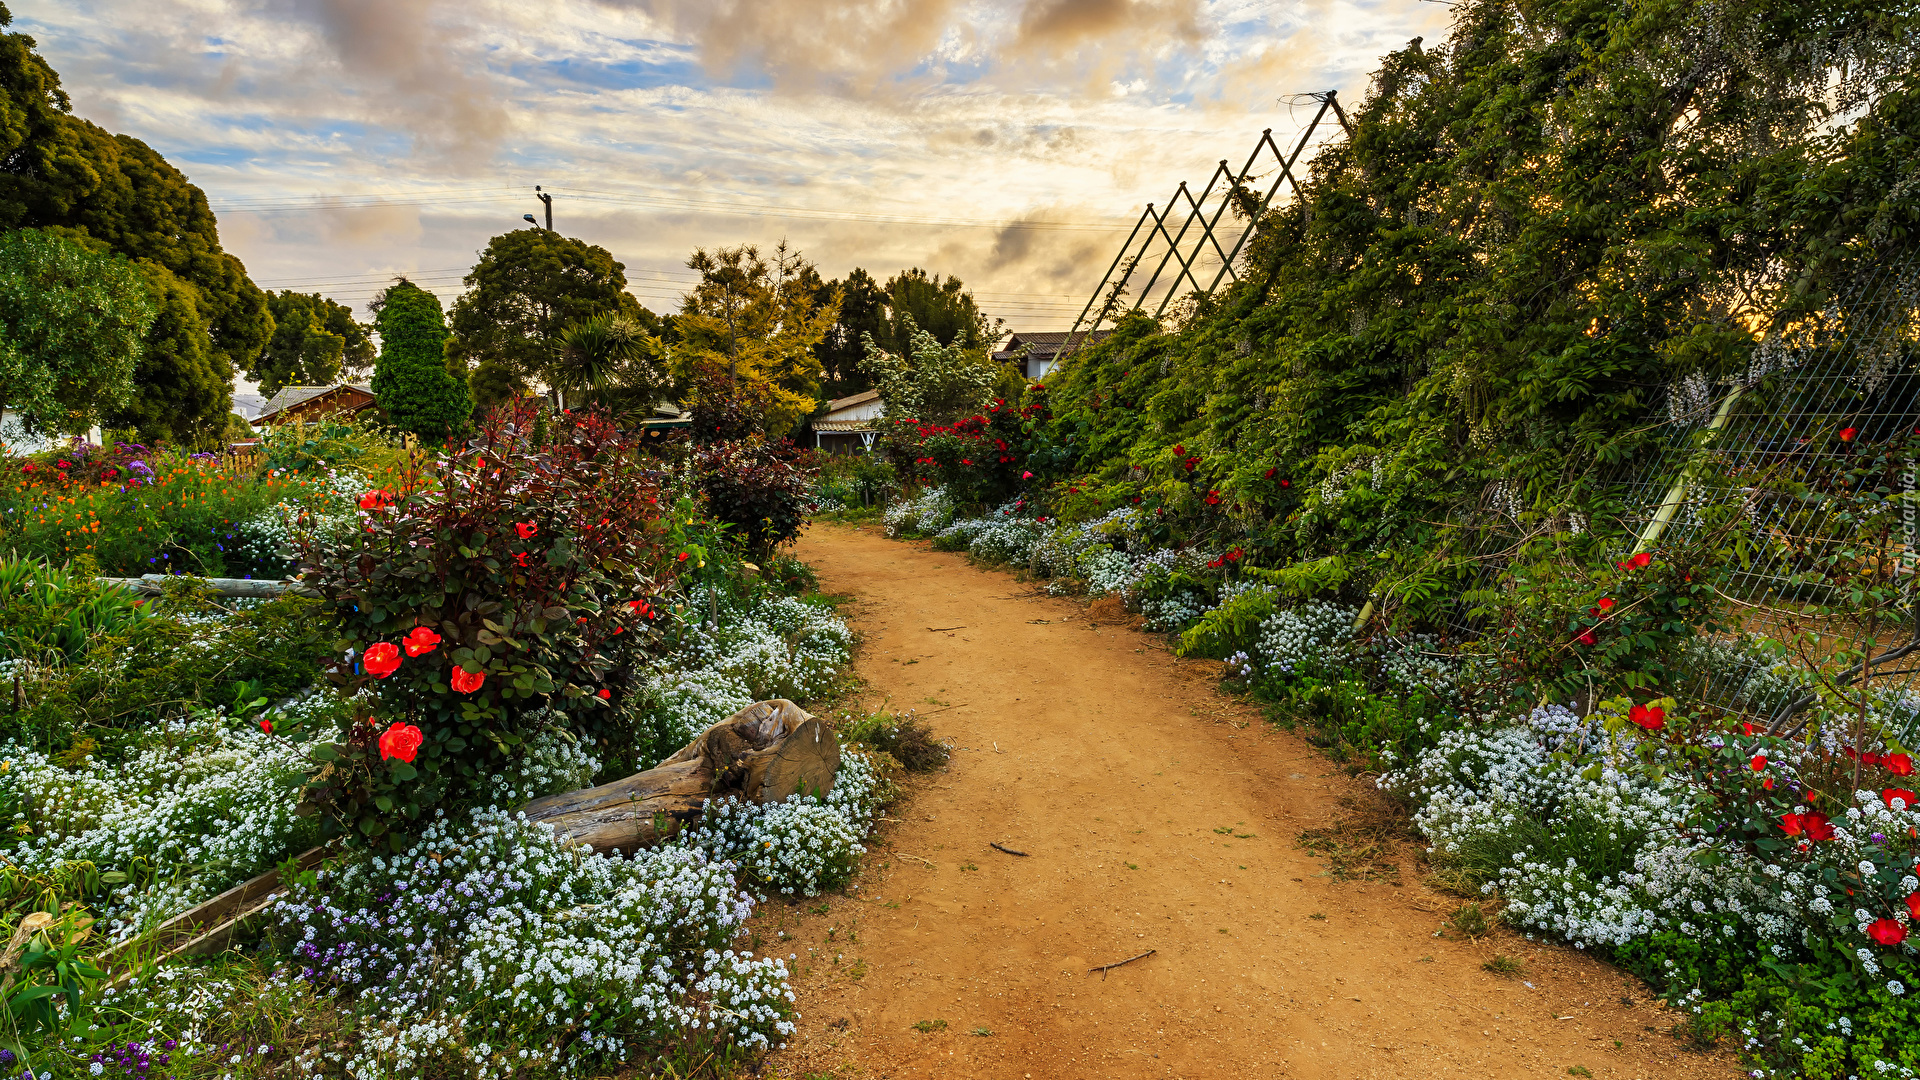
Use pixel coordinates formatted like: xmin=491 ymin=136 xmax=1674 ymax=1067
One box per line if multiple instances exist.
xmin=377 ymin=722 xmax=425 ymax=763
xmin=363 ymin=642 xmax=402 ymax=678
xmin=403 ymin=626 xmax=442 ymax=657
xmin=450 ymin=667 xmax=486 ymax=694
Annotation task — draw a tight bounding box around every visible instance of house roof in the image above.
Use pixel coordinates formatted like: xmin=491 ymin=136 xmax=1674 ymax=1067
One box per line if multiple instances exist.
xmin=824 ymin=389 xmax=881 ymax=413
xmin=253 ymin=383 xmax=376 ymax=425
xmin=990 ymin=329 xmax=1111 ymax=363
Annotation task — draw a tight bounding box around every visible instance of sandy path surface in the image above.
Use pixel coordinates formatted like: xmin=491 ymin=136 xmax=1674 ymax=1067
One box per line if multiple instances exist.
xmin=762 ymin=524 xmax=1742 ymax=1080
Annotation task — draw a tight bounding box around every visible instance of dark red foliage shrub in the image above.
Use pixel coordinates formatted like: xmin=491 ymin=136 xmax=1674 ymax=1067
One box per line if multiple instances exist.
xmin=693 ymin=435 xmax=815 ymax=560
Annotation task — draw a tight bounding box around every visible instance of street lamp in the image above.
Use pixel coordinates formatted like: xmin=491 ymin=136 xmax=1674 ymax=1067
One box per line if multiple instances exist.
xmin=533 ymin=185 xmax=552 ymax=231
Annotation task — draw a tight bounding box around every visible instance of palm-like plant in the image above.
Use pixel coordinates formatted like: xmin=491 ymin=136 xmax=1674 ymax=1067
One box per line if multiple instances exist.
xmin=550 ymin=314 xmax=668 ymax=415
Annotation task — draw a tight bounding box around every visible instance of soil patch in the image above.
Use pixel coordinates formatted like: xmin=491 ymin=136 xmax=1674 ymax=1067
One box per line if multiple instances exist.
xmin=762 ymin=524 xmax=1742 ymax=1080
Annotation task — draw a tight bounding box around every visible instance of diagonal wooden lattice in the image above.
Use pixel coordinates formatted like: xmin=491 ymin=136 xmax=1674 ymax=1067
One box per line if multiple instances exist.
xmin=1062 ymin=92 xmax=1352 ymax=354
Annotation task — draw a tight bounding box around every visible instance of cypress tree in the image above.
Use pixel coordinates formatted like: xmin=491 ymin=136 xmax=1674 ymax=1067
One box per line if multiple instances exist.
xmin=372 ymin=281 xmax=470 ymax=442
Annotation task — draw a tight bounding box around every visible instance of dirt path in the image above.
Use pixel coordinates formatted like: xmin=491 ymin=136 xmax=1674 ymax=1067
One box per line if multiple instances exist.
xmin=763 ymin=524 xmax=1741 ymax=1080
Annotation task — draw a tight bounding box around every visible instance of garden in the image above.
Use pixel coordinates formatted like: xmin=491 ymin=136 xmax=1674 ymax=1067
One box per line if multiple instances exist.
xmin=0 ymin=399 xmax=912 ymax=1079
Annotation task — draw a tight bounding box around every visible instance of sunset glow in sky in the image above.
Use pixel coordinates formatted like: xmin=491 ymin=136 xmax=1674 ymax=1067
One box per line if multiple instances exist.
xmin=17 ymin=0 xmax=1447 ymax=331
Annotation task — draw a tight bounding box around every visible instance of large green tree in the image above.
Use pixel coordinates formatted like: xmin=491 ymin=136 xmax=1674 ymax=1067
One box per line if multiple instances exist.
xmin=814 ymin=266 xmax=885 ymax=398
xmin=812 ymin=267 xmax=991 ymax=399
xmin=252 ymin=290 xmax=374 ymax=394
xmin=0 ymin=228 xmax=153 ymax=437
xmin=879 ymin=268 xmax=988 ymax=354
xmin=0 ymin=6 xmax=271 ymax=443
xmin=110 ymin=259 xmax=228 ymax=444
xmin=448 ymin=229 xmax=652 ymax=385
xmin=372 ymin=281 xmax=469 ymax=442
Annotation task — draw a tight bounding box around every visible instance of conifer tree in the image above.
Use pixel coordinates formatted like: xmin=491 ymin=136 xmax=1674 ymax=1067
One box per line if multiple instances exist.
xmin=372 ymin=281 xmax=470 ymax=441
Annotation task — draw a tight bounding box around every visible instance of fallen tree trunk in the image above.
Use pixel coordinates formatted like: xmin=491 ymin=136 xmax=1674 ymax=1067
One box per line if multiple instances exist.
xmin=520 ymin=698 xmax=840 ymax=854
xmin=98 ymin=574 xmax=320 ymax=599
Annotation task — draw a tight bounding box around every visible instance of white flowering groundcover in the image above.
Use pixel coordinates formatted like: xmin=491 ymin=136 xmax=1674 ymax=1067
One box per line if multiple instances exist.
xmin=884 ymin=487 xmax=1920 ymax=1080
xmin=3 ymin=566 xmax=881 ymax=1079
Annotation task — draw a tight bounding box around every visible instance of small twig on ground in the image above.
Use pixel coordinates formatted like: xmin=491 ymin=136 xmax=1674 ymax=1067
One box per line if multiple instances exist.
xmin=927 ymin=625 xmax=967 ymax=632
xmin=893 ymin=852 xmax=939 ymax=868
xmin=920 ymin=703 xmax=968 ymax=715
xmin=990 ymin=843 xmax=1028 ymax=857
xmin=1089 ymin=949 xmax=1155 ymax=979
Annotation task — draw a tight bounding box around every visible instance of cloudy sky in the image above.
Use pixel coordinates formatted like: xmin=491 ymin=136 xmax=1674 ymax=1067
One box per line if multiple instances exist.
xmin=16 ymin=0 xmax=1446 ymax=335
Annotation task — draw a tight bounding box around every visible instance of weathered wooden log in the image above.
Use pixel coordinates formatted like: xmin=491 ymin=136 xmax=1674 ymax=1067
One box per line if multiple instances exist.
xmin=521 ymin=698 xmax=840 ymax=854
xmin=98 ymin=574 xmax=320 ymax=599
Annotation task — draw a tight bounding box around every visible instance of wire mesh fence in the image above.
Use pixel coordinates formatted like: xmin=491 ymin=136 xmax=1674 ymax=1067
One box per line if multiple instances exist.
xmin=1423 ymin=255 xmax=1920 ymax=736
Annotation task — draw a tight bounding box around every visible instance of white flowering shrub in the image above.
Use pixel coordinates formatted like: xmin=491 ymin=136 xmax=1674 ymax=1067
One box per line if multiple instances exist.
xmin=628 ymin=668 xmax=758 ymax=757
xmin=624 ymin=587 xmax=854 ymax=766
xmin=0 ymin=707 xmax=326 ymax=940
xmin=230 ymin=467 xmax=366 ymax=579
xmin=480 ymin=721 xmax=601 ymax=804
xmin=270 ymin=809 xmax=795 ymax=1078
xmin=1254 ymin=600 xmax=1359 ymax=677
xmin=884 ymin=486 xmax=955 ymax=536
xmin=935 ymin=506 xmax=1045 ymax=565
xmin=676 ymin=748 xmax=890 ymax=897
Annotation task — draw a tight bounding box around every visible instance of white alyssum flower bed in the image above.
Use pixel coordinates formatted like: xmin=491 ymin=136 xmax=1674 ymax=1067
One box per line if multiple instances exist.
xmin=0 ymin=708 xmax=324 ymax=940
xmin=269 ymin=808 xmax=796 ymax=1079
xmin=1379 ymin=705 xmax=1811 ymax=952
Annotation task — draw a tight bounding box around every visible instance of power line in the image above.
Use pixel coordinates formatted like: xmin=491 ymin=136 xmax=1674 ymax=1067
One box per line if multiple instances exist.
xmin=210 ymin=183 xmax=1133 ymax=234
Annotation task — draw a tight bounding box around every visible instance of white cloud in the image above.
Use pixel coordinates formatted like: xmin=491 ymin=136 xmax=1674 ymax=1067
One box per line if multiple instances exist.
xmin=12 ymin=0 xmax=1444 ymax=329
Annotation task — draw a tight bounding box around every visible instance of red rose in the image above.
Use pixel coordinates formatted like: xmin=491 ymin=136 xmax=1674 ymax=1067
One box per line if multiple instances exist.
xmin=259 ymin=717 xmax=273 ymax=734
xmin=1750 ymin=754 xmax=1767 ymax=771
xmin=1628 ymin=705 xmax=1664 ymax=731
xmin=516 ymin=521 xmax=538 ymax=539
xmin=1867 ymin=918 xmax=1906 ymax=947
xmin=1597 ymin=597 xmax=1614 ymax=612
xmin=677 ymin=552 xmax=690 ymax=562
xmin=1865 ymin=751 xmax=1885 ymax=767
xmin=1888 ymin=753 xmax=1914 ymax=776
xmin=1779 ymin=813 xmax=1804 ymax=837
xmin=358 ymin=490 xmax=392 ymax=511
xmin=450 ymin=667 xmax=486 ymax=694
xmin=1840 ymin=427 xmax=1858 ymax=442
xmin=363 ymin=642 xmax=402 ymax=678
xmin=1883 ymin=788 xmax=1918 ymax=811
xmin=377 ymin=722 xmax=424 ymax=764
xmin=1630 ymin=552 xmax=1652 ymax=568
xmin=1172 ymin=445 xmax=1184 ymax=455
xmin=1802 ymin=812 xmax=1835 ymax=841
xmin=403 ymin=626 xmax=442 ymax=657
xmin=597 ymin=688 xmax=611 ymax=700
xmin=1576 ymin=630 xmax=1596 ymax=646
xmin=516 ymin=552 xmax=530 ymax=567
xmin=1907 ymin=892 xmax=1920 ymax=921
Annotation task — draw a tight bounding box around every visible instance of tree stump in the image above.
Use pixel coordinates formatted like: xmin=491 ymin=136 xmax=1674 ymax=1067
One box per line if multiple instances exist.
xmin=519 ymin=699 xmax=840 ymax=853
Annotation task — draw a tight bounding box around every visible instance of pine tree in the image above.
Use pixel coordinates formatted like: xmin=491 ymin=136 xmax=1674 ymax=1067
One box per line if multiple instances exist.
xmin=372 ymin=281 xmax=469 ymax=442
